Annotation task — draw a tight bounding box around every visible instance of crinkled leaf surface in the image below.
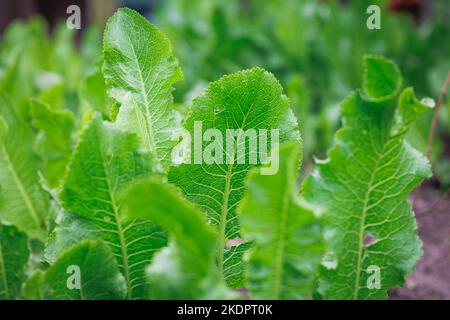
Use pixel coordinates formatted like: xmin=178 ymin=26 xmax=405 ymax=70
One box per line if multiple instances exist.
xmin=58 ymin=117 xmax=166 ymax=299
xmin=0 ymin=225 xmax=29 ymax=299
xmin=103 ymin=8 xmax=183 ymax=172
xmin=123 ymin=178 xmax=234 ymax=299
xmin=169 ymin=68 xmax=301 ymax=286
xmin=0 ymin=93 xmax=48 ymax=240
xmin=239 ymin=143 xmax=323 ymax=299
xmin=301 ymin=56 xmax=433 ymax=299
xmin=44 ymin=240 xmax=126 ymax=300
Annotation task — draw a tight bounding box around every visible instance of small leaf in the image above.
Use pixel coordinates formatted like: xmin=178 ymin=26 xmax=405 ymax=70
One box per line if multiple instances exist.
xmin=44 ymin=240 xmax=126 ymax=300
xmin=29 ymin=99 xmax=75 ymax=188
xmin=79 ymin=70 xmax=112 ymax=119
xmin=363 ymin=54 xmax=402 ymax=101
xmin=22 ymin=270 xmax=45 ymax=300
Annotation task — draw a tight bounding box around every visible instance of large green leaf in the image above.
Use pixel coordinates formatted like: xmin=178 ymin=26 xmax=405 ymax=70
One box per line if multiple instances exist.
xmin=239 ymin=142 xmax=323 ymax=299
xmin=0 ymin=225 xmax=29 ymax=300
xmin=103 ymin=8 xmax=183 ymax=172
xmin=301 ymin=56 xmax=433 ymax=299
xmin=58 ymin=116 xmax=166 ymax=299
xmin=29 ymin=99 xmax=75 ymax=188
xmin=123 ymin=178 xmax=234 ymax=299
xmin=169 ymin=68 xmax=301 ymax=286
xmin=44 ymin=240 xmax=126 ymax=300
xmin=0 ymin=93 xmax=48 ymax=240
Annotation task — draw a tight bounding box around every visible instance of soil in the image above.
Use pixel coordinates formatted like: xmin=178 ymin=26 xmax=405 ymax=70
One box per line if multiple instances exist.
xmin=389 ymin=187 xmax=450 ymax=300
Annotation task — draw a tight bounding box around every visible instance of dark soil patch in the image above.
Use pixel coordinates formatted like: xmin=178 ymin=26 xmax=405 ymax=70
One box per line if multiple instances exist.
xmin=389 ymin=188 xmax=450 ymax=300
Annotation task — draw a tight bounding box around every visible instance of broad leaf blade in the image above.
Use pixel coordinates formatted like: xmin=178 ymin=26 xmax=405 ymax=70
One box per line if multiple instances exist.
xmin=239 ymin=143 xmax=323 ymax=299
xmin=0 ymin=93 xmax=48 ymax=240
xmin=301 ymin=56 xmax=433 ymax=299
xmin=123 ymin=178 xmax=234 ymax=299
xmin=103 ymin=8 xmax=183 ymax=172
xmin=59 ymin=116 xmax=166 ymax=299
xmin=169 ymin=68 xmax=301 ymax=286
xmin=0 ymin=225 xmax=29 ymax=300
xmin=44 ymin=240 xmax=126 ymax=300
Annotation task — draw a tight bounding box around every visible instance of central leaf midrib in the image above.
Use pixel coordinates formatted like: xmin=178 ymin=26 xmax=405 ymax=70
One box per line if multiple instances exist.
xmin=216 ymin=75 xmax=263 ymax=277
xmin=96 ymin=133 xmax=132 ymax=299
xmin=217 ymin=162 xmax=233 ymax=274
xmin=126 ymin=32 xmax=158 ymax=160
xmin=217 ymin=105 xmax=252 ymax=273
xmin=353 ymin=140 xmax=389 ymax=299
xmin=1 ymin=145 xmax=43 ymax=234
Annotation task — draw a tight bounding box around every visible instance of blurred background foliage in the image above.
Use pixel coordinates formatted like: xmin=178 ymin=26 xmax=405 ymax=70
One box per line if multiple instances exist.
xmin=0 ymin=0 xmax=449 ymax=187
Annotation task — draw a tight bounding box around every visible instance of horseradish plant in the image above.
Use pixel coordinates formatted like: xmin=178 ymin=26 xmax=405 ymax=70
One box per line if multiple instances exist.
xmin=0 ymin=8 xmax=433 ymax=300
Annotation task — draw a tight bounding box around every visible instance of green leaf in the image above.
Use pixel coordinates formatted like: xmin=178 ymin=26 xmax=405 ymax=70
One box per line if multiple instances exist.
xmin=52 ymin=22 xmax=82 ymax=90
xmin=29 ymin=99 xmax=75 ymax=188
xmin=80 ymin=26 xmax=102 ymax=67
xmin=44 ymin=240 xmax=126 ymax=300
xmin=222 ymin=241 xmax=252 ymax=289
xmin=45 ymin=211 xmax=98 ymax=264
xmin=363 ymin=55 xmax=402 ymax=101
xmin=239 ymin=142 xmax=323 ymax=299
xmin=169 ymin=68 xmax=301 ymax=286
xmin=103 ymin=8 xmax=183 ymax=172
xmin=301 ymin=56 xmax=433 ymax=299
xmin=0 ymin=93 xmax=49 ymax=240
xmin=36 ymin=83 xmax=65 ymax=110
xmin=80 ymin=70 xmax=111 ymax=119
xmin=59 ymin=116 xmax=166 ymax=299
xmin=0 ymin=224 xmax=29 ymax=300
xmin=0 ymin=18 xmax=53 ymax=107
xmin=123 ymin=178 xmax=235 ymax=299
xmin=21 ymin=270 xmax=45 ymax=300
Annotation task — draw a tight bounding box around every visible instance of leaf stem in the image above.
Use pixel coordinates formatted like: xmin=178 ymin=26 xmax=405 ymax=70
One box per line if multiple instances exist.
xmin=217 ymin=162 xmax=233 ymax=276
xmin=413 ymin=71 xmax=450 ymax=209
xmin=427 ymin=72 xmax=450 ymax=158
